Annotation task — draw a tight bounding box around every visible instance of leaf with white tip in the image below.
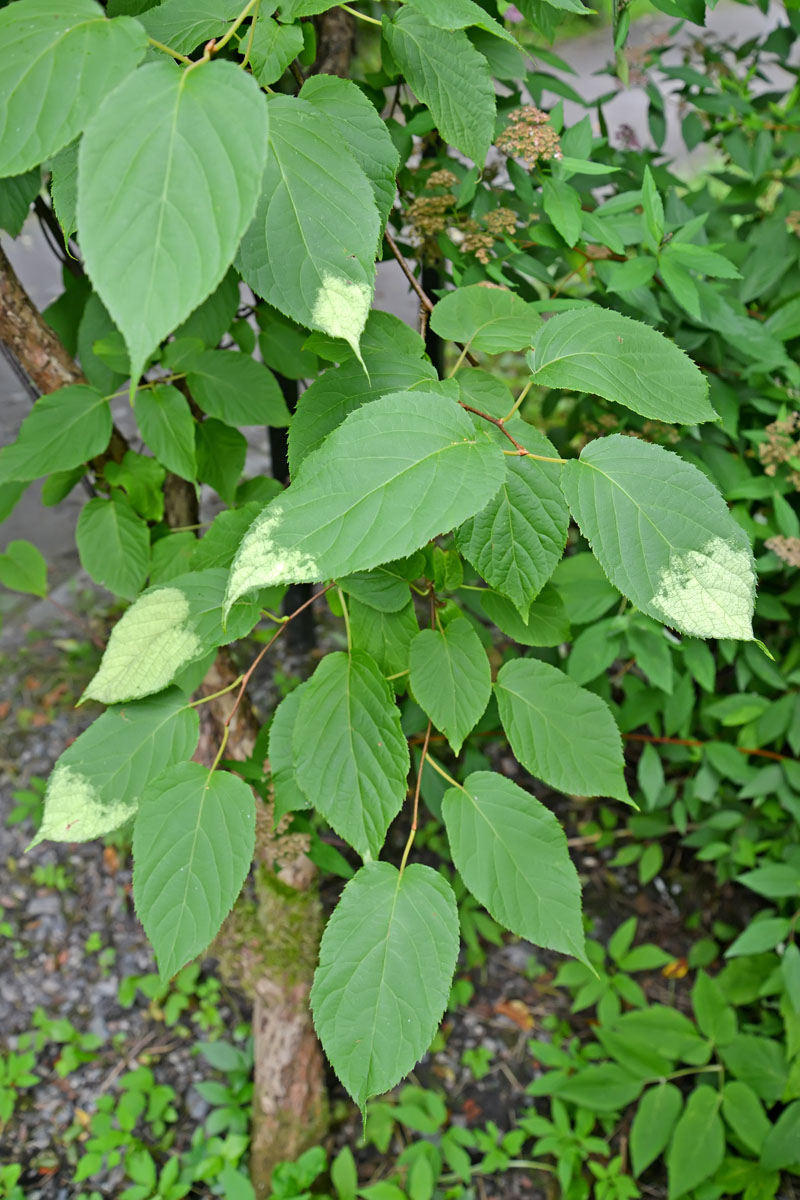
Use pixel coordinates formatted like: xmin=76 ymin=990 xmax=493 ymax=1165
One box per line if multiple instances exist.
xmin=84 ymin=568 xmax=262 ymax=704
xmin=133 ymin=762 xmax=255 ymax=980
xmin=560 ymin=435 xmax=756 ymax=640
xmin=311 ymin=862 xmax=459 ymax=1107
xmin=78 ymin=60 xmax=269 ymax=383
xmin=225 ymin=392 xmax=505 ymax=611
xmin=443 ymin=772 xmax=585 ymax=960
xmin=238 ymin=95 xmax=379 ymax=362
xmin=32 ymin=689 xmax=198 ymax=845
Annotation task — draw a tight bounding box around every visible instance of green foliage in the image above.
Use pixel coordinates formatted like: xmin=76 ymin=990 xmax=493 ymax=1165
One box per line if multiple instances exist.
xmin=3 ymin=0 xmax=800 ymax=1158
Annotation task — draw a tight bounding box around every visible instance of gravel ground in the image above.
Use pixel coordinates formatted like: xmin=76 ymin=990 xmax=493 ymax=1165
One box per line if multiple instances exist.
xmin=0 ymin=577 xmax=726 ymax=1199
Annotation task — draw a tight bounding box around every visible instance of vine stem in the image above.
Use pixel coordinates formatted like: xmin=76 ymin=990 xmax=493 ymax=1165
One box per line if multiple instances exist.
xmin=186 ymin=675 xmax=244 ymax=708
xmin=340 ymin=2 xmax=382 ymax=24
xmin=337 ymin=586 xmax=352 ymax=652
xmin=147 ymin=36 xmax=192 ymax=64
xmin=383 ymin=226 xmax=480 ymax=366
xmin=503 ymin=379 xmax=533 ymax=423
xmin=208 ymin=583 xmax=333 ymax=771
xmin=460 ymin=402 xmax=566 ymax=462
xmin=239 ymin=0 xmax=260 ymax=69
xmin=399 ymin=719 xmax=432 ymax=878
xmin=424 ymin=754 xmax=463 ymax=791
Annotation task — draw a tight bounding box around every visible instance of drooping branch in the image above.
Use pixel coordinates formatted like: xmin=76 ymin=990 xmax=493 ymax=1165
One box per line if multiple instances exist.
xmin=0 ymin=243 xmax=128 ymax=463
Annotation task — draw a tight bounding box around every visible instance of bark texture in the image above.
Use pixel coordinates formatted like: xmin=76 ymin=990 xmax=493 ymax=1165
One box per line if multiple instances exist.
xmin=0 ymin=245 xmax=127 ymax=463
xmin=312 ymin=8 xmax=354 ymax=77
xmin=1 ymin=238 xmax=326 ymax=1195
xmin=198 ymin=655 xmax=326 ymax=1196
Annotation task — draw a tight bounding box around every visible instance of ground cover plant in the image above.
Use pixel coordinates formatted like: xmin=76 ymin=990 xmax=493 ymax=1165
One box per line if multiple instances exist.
xmin=1 ymin=0 xmax=800 ymax=1194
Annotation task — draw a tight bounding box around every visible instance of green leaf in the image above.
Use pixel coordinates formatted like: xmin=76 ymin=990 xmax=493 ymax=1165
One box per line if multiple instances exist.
xmin=430 ymin=285 xmax=541 ymax=354
xmin=630 ymin=1083 xmax=682 ymax=1176
xmin=721 ymin=1081 xmax=770 ymax=1156
xmin=134 ymin=384 xmax=197 ymax=482
xmin=49 ymin=142 xmax=79 ymax=242
xmin=0 ymin=539 xmax=47 ymax=597
xmin=443 ymin=771 xmax=584 ymax=959
xmin=249 ymin=15 xmax=304 ymax=86
xmin=457 ymin=422 xmax=567 ymax=615
xmin=300 ymin=75 xmax=399 ymax=233
xmin=268 ymin=683 xmax=313 ymax=822
xmin=480 ymin=584 xmax=570 ymax=647
xmin=760 ymin=1100 xmax=800 ymax=1170
xmin=403 ymin=0 xmax=516 ymax=41
xmin=139 ymin=0 xmax=243 ymax=55
xmin=339 ymin=564 xmax=415 ymax=613
xmin=133 ymin=762 xmax=255 ymax=979
xmin=238 ymin=95 xmax=379 ymax=363
xmin=293 ymin=651 xmax=409 ymax=859
xmin=666 ymin=1085 xmax=724 ymax=1200
xmin=186 ymin=350 xmax=290 ymax=427
xmin=0 ymin=0 xmax=146 ymax=177
xmin=150 ymin=531 xmax=196 ymax=584
xmin=551 ymin=551 xmax=618 ymax=624
xmin=560 ymin=436 xmax=757 ymax=640
xmin=0 ymin=168 xmax=40 ymax=236
xmin=596 ymin=256 xmax=657 ymax=295
xmin=725 ymin=917 xmax=791 ymax=958
xmin=495 ymin=658 xmax=630 ymax=802
xmin=541 ymin=177 xmax=582 ymax=246
xmin=641 ymin=166 xmax=664 ymax=245
xmin=105 ymin=451 xmax=165 ymax=521
xmin=409 ymin=622 xmax=491 ymax=754
xmin=718 ymin=1035 xmax=788 ymax=1102
xmin=190 ymin=504 xmax=263 ymax=572
xmin=195 ymin=418 xmax=247 ymax=505
xmin=174 ymin=267 xmax=240 ymax=348
xmin=736 ymin=863 xmax=800 ymax=899
xmin=691 ymin=970 xmax=737 ymax=1045
xmin=527 ymin=308 xmax=715 ymax=424
xmin=78 ymin=60 xmax=269 ymax=383
xmin=0 ymin=385 xmax=111 ymax=483
xmin=83 ymin=568 xmax=261 ymax=704
xmin=310 ymin=861 xmax=459 ymax=1107
xmin=350 ymin=598 xmax=419 ymax=680
xmin=382 ymin=9 xmax=496 ymax=167
xmin=32 ymin=689 xmax=199 ymax=845
xmin=226 ymin=392 xmax=505 ymax=611
xmin=76 ymin=495 xmax=150 ymax=600
xmin=288 ymin=352 xmax=436 ymax=474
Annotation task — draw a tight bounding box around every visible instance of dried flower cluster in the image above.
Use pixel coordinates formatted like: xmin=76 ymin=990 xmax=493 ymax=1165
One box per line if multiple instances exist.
xmin=766 ymin=536 xmax=800 ymax=568
xmin=407 ymin=193 xmax=454 ymax=239
xmin=787 ymin=211 xmax=800 ymax=236
xmin=462 ymin=220 xmax=495 ymax=263
xmin=759 ymin=411 xmax=800 ymax=489
xmin=486 ymin=206 xmax=518 ymax=235
xmin=425 ymin=168 xmax=459 ymax=191
xmin=496 ymin=106 xmax=562 ymax=165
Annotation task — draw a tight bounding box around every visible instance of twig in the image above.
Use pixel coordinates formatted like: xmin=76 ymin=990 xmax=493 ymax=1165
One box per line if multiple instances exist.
xmin=384 ymin=227 xmax=434 ymax=313
xmin=222 ymin=583 xmax=333 ymax=736
xmin=399 ymin=720 xmax=431 ymax=876
xmin=459 ymin=402 xmax=566 ymax=462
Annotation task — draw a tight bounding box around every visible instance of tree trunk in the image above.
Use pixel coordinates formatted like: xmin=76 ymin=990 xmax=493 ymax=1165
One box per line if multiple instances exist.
xmin=1 ymin=242 xmax=327 ymax=1197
